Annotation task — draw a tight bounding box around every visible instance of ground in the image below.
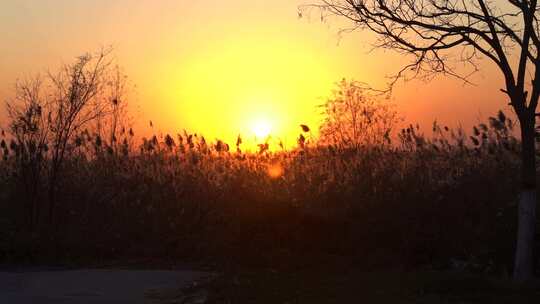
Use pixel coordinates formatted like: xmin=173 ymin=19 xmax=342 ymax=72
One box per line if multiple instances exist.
xmin=1 ymin=264 xmax=539 ymax=303
xmin=194 ymin=268 xmax=540 ymax=304
xmin=0 ymin=268 xmax=209 ymax=304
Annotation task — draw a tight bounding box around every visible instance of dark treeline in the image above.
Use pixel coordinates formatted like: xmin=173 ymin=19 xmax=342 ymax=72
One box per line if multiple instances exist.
xmin=0 ymin=52 xmax=537 ymax=276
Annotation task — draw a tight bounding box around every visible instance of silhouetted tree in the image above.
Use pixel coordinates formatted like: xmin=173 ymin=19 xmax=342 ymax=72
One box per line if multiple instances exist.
xmin=6 ymin=48 xmax=120 ymax=226
xmin=7 ymin=77 xmax=48 ymax=227
xmin=320 ymin=79 xmax=398 ymax=148
xmin=99 ymin=64 xmax=131 ymax=155
xmin=301 ymin=0 xmax=540 ymax=280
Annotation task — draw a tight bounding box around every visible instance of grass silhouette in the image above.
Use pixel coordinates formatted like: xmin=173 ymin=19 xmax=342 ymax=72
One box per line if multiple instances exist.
xmin=0 ymin=109 xmax=532 ymax=277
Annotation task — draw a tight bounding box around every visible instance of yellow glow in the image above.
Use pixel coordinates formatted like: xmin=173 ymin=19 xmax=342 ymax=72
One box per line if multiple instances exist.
xmin=167 ymin=35 xmax=334 ymax=148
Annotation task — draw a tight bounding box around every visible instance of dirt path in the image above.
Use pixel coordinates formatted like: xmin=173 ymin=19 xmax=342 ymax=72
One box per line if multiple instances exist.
xmin=0 ymin=269 xmax=209 ymax=303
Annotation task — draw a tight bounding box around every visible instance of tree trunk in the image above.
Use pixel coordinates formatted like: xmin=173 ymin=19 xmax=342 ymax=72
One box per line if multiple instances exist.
xmin=514 ymin=117 xmax=537 ymax=281
xmin=48 ymin=162 xmax=59 ymax=226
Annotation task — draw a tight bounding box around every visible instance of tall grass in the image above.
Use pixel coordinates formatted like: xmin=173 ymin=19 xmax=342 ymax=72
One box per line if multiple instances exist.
xmin=0 ymin=110 xmax=533 ymax=274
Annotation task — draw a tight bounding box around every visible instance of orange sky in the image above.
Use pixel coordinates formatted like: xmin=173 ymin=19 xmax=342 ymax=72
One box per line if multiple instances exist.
xmin=0 ymin=0 xmax=512 ymax=147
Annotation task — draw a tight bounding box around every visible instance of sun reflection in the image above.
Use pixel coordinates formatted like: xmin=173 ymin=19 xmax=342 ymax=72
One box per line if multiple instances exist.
xmin=267 ymin=163 xmax=284 ymax=179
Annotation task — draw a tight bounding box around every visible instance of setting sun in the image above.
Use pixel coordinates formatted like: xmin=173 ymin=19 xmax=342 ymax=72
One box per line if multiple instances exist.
xmin=251 ymin=118 xmax=272 ymax=139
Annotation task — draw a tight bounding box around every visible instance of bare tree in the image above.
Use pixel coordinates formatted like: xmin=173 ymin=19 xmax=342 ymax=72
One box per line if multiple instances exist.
xmin=94 ymin=64 xmax=131 ymax=156
xmin=301 ymin=0 xmax=540 ymax=280
xmin=7 ymin=77 xmax=49 ymax=228
xmin=319 ymin=79 xmax=398 ymax=148
xmin=6 ymin=48 xmax=117 ymax=226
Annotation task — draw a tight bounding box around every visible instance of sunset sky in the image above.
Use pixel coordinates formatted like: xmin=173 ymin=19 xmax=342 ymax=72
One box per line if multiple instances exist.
xmin=0 ymin=0 xmax=512 ymax=146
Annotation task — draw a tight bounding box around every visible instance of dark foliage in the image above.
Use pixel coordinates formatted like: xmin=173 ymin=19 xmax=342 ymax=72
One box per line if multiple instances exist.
xmin=0 ymin=110 xmax=536 ymax=276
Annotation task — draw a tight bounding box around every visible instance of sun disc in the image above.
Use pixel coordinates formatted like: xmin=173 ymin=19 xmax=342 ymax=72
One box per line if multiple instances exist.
xmin=252 ymin=119 xmax=272 ymax=138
